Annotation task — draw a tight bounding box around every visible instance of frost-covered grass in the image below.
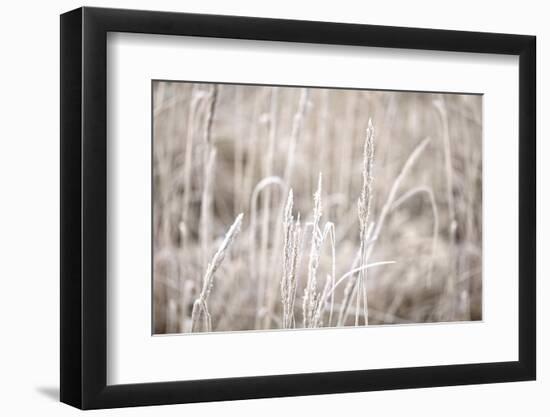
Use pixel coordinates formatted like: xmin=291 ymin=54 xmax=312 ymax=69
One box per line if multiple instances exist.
xmin=152 ymin=82 xmax=482 ymax=334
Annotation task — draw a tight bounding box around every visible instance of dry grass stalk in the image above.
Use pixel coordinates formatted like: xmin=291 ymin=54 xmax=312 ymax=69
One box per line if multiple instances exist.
xmin=262 ymin=89 xmax=310 ymax=326
xmin=191 ymin=213 xmax=244 ymax=332
xmin=197 ymin=85 xmax=219 ymax=273
xmin=338 ymin=138 xmax=431 ymax=326
xmin=434 ymin=98 xmax=459 ymax=317
xmin=259 ymin=89 xmax=280 ymax=322
xmin=337 ymin=94 xmax=360 ymax=217
xmin=280 ymin=190 xmax=301 ymax=328
xmin=434 ymin=99 xmax=457 ymax=241
xmin=180 ymin=86 xmax=203 ymax=246
xmin=356 ymin=119 xmax=375 ymax=325
xmin=340 ymin=137 xmax=431 ymax=326
xmin=322 ymin=222 xmax=336 ymax=326
xmin=179 ymin=279 xmax=195 ymax=333
xmin=303 ymin=173 xmax=323 ymax=328
xmin=337 ymin=248 xmax=362 ymax=326
xmin=317 ymin=90 xmax=330 ymax=191
xmin=203 ymin=85 xmax=218 ymax=148
xmin=242 ymin=91 xmax=265 ymax=211
xmin=200 ymin=148 xmax=217 ymax=271
xmin=322 ymin=260 xmax=396 ymax=328
xmin=283 ymin=88 xmax=309 ymax=184
xmin=267 ymin=89 xmax=308 ymax=258
xmin=367 ymin=137 xmax=432 ymax=259
xmin=233 ymin=87 xmax=244 ymax=213
xmin=249 ymin=176 xmax=286 ymax=327
xmin=308 ymin=221 xmax=337 ymax=328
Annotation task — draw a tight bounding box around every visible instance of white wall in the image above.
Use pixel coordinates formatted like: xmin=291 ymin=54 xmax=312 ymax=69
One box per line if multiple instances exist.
xmin=0 ymin=0 xmax=545 ymax=415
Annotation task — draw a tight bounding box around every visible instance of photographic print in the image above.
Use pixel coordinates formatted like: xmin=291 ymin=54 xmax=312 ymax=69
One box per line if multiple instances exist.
xmin=152 ymin=81 xmax=482 ymax=334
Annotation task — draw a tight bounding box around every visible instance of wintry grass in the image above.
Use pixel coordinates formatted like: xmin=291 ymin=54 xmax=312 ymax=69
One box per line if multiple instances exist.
xmin=152 ymin=82 xmax=482 ymax=334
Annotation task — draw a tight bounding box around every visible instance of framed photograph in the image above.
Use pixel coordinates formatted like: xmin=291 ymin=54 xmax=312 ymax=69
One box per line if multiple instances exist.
xmin=60 ymin=6 xmax=536 ymax=409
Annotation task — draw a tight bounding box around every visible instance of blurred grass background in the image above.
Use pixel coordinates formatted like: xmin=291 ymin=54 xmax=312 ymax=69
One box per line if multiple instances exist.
xmin=152 ymin=81 xmax=482 ymax=334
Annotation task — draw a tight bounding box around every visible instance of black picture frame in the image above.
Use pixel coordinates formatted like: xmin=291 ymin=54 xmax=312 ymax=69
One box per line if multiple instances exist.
xmin=60 ymin=6 xmax=536 ymax=410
